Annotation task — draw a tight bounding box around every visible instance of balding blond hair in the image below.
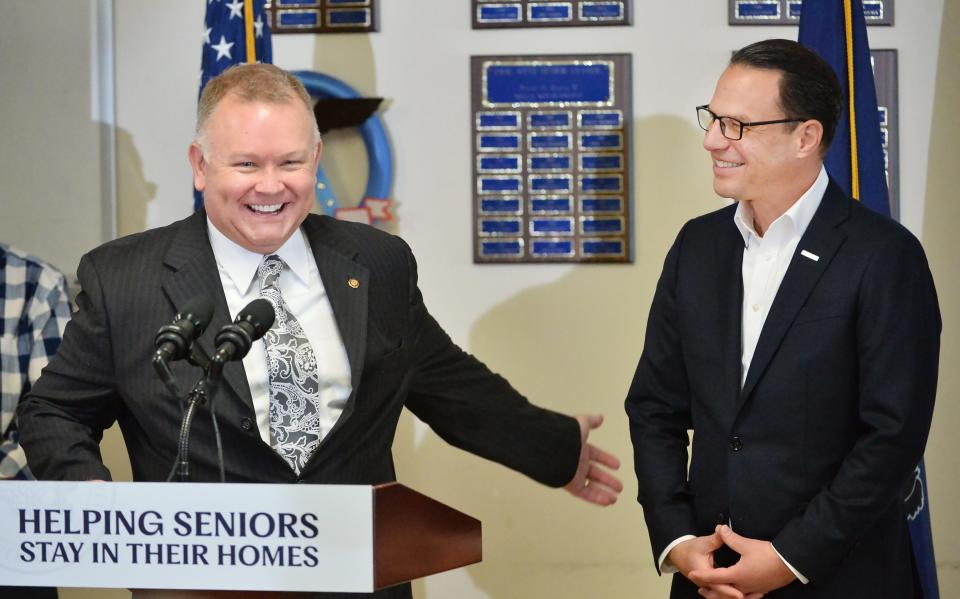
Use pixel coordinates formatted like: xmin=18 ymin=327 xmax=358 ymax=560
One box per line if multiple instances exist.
xmin=195 ymin=63 xmax=320 ymax=155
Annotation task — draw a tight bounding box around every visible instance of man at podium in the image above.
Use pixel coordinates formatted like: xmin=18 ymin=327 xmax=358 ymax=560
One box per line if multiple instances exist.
xmin=17 ymin=64 xmax=621 ymax=598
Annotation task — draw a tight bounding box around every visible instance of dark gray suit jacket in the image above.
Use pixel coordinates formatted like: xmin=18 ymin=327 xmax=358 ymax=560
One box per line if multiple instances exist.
xmin=19 ymin=210 xmax=580 ymax=598
xmin=626 ymin=181 xmax=940 ymax=598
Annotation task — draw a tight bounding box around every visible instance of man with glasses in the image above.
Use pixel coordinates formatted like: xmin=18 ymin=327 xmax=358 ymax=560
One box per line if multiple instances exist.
xmin=626 ymin=39 xmax=939 ymax=598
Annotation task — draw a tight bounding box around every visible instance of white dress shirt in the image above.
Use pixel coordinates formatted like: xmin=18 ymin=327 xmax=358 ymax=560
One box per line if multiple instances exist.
xmin=207 ymin=220 xmax=352 ymax=446
xmin=658 ymin=167 xmax=828 ymax=583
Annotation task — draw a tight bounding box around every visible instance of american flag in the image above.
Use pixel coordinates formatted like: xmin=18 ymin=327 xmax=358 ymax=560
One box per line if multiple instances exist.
xmin=195 ymin=0 xmax=273 ymax=210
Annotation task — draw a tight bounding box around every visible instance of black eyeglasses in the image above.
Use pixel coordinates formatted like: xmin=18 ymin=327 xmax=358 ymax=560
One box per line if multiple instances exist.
xmin=696 ymin=105 xmax=806 ymax=141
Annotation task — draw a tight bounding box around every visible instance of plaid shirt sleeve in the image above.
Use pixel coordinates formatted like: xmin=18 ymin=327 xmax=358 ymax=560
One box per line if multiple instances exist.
xmin=1 ymin=244 xmax=71 ymax=480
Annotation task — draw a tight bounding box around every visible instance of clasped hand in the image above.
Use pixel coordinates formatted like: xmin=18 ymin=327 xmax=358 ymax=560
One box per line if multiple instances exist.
xmin=669 ymin=525 xmax=796 ymax=599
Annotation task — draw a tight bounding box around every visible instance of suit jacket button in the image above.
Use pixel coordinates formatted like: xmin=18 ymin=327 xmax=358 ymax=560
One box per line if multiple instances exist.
xmin=730 ymin=436 xmax=743 ymax=452
xmin=240 ymin=417 xmax=254 ymax=432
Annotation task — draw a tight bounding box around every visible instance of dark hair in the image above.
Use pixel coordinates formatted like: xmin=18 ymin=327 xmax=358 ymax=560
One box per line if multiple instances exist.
xmin=731 ymin=39 xmax=842 ymax=155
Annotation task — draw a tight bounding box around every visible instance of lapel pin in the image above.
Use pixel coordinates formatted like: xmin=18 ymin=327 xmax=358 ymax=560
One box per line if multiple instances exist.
xmin=800 ymin=250 xmax=820 ymax=262
xmin=347 ymin=277 xmax=360 ymax=289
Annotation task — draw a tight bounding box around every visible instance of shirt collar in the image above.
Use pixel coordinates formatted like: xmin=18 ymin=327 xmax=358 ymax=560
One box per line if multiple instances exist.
xmin=733 ymin=166 xmax=829 ymax=247
xmin=207 ymin=218 xmax=313 ymax=295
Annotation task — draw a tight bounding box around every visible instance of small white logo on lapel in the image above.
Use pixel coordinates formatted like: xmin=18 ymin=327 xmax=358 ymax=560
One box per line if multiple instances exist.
xmin=800 ymin=250 xmax=820 ymax=262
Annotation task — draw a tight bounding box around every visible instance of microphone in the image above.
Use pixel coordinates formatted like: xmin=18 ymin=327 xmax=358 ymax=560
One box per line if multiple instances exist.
xmin=154 ymin=296 xmax=215 ymax=364
xmin=211 ymin=298 xmax=275 ymax=366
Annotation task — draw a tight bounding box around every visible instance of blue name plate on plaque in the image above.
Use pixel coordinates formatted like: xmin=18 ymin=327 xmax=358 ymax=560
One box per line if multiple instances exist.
xmin=479 ymin=155 xmax=522 ymax=172
xmin=531 ymin=217 xmax=574 ymax=234
xmin=581 ymin=216 xmax=624 ymax=234
xmin=328 ymin=8 xmax=371 ymax=26
xmin=731 ymin=0 xmax=892 ymax=25
xmin=478 ymin=133 xmax=521 ymax=151
xmin=735 ymin=0 xmax=780 ymax=18
xmin=531 ymin=196 xmax=573 ymax=212
xmin=581 ymin=175 xmax=623 ymax=192
xmin=580 ymin=153 xmax=622 ymax=171
xmin=529 ymin=3 xmax=573 ymax=21
xmin=580 ymin=133 xmax=622 ymax=150
xmin=530 ymin=133 xmax=572 ymax=150
xmin=480 ymin=218 xmax=523 ymax=235
xmin=582 ymin=239 xmax=624 ymax=256
xmin=480 ymin=240 xmax=524 ymax=257
xmin=479 ymin=176 xmax=522 ymax=193
xmin=529 ymin=112 xmax=572 ymax=128
xmin=581 ymin=196 xmax=622 ymax=212
xmin=478 ymin=111 xmax=520 ymax=129
xmin=530 ymin=155 xmax=572 ymax=171
xmin=531 ymin=239 xmax=574 ymax=256
xmin=480 ymin=197 xmax=523 ymax=213
xmin=580 ymin=1 xmax=623 ymax=19
xmin=478 ymin=4 xmax=523 ymax=23
xmin=580 ymin=110 xmax=622 ymax=128
xmin=484 ymin=62 xmax=614 ymax=106
xmin=530 ymin=175 xmax=572 ymax=192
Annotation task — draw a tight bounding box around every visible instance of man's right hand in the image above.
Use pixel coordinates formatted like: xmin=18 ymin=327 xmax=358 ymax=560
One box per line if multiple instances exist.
xmin=668 ymin=529 xmax=764 ymax=599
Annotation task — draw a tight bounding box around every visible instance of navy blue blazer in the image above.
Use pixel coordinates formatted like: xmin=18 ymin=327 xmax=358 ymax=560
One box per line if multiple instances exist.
xmin=626 ymin=181 xmax=940 ymax=598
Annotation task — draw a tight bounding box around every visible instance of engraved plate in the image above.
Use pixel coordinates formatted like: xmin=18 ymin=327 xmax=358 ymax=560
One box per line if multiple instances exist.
xmin=479 ymin=217 xmax=523 ymax=236
xmin=862 ymin=0 xmax=883 ymax=19
xmin=735 ymin=0 xmax=780 ymax=19
xmin=277 ymin=9 xmax=322 ymax=27
xmin=529 ymin=111 xmax=572 ymax=129
xmin=528 ymin=2 xmax=574 ymax=21
xmin=580 ymin=216 xmax=624 ymax=234
xmin=477 ymin=111 xmax=521 ymax=130
xmin=276 ymin=0 xmax=321 ymax=6
xmin=530 ymin=195 xmax=573 ymax=213
xmin=530 ymin=217 xmax=574 ymax=235
xmin=478 ymin=133 xmax=522 ymax=151
xmin=328 ymin=8 xmax=371 ymax=26
xmin=580 ymin=196 xmax=623 ymax=213
xmin=580 ymin=174 xmax=623 ymax=193
xmin=878 ymin=106 xmax=888 ymax=126
xmin=529 ymin=132 xmax=573 ymax=151
xmin=479 ymin=175 xmax=523 ymax=194
xmin=529 ymin=154 xmax=572 ymax=172
xmin=530 ymin=239 xmax=575 ymax=257
xmin=529 ymin=174 xmax=573 ymax=193
xmin=328 ymin=0 xmax=369 ymax=4
xmin=479 ymin=197 xmax=523 ymax=214
xmin=579 ymin=1 xmax=624 ymax=21
xmin=578 ymin=110 xmax=623 ymax=128
xmin=581 ymin=238 xmax=625 ymax=257
xmin=580 ymin=153 xmax=623 ymax=172
xmin=579 ymin=132 xmax=623 ymax=150
xmin=478 ymin=155 xmax=522 ymax=173
xmin=788 ymin=0 xmax=802 ymax=18
xmin=480 ymin=239 xmax=524 ymax=257
xmin=478 ymin=3 xmax=524 ymax=23
xmin=483 ymin=61 xmax=615 ymax=107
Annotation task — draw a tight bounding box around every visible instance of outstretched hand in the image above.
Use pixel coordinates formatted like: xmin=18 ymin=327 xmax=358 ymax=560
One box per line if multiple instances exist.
xmin=562 ymin=414 xmax=623 ymax=506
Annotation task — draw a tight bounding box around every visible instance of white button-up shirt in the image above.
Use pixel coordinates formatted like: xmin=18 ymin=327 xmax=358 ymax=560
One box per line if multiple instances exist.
xmin=207 ymin=220 xmax=352 ymax=445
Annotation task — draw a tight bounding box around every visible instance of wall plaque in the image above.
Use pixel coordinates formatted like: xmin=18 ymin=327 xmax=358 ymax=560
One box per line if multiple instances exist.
xmin=728 ymin=0 xmax=893 ymax=26
xmin=267 ymin=0 xmax=378 ymax=34
xmin=872 ymin=49 xmax=899 ymax=217
xmin=473 ymin=0 xmax=631 ymax=29
xmin=471 ymin=54 xmax=632 ymax=263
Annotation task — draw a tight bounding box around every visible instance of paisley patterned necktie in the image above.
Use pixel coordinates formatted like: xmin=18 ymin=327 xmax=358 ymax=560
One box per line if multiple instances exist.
xmin=257 ymin=255 xmax=322 ymax=475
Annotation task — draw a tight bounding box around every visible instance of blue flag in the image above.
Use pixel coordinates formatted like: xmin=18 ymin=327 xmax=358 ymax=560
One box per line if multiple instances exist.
xmin=194 ymin=0 xmax=273 ymax=211
xmin=799 ymin=2 xmax=939 ymax=598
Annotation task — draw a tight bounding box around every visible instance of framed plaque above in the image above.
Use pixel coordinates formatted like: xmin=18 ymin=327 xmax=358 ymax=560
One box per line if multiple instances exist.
xmin=472 ymin=0 xmax=632 ymax=29
xmin=471 ymin=54 xmax=633 ymax=263
xmin=267 ymin=0 xmax=378 ymax=34
xmin=728 ymin=0 xmax=893 ymax=26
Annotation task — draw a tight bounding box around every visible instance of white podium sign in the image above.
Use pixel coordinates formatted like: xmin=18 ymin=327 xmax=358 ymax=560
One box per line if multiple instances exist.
xmin=0 ymin=481 xmax=375 ymax=592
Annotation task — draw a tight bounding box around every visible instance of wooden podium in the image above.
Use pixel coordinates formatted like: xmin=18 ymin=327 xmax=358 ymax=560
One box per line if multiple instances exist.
xmin=0 ymin=481 xmax=481 ymax=595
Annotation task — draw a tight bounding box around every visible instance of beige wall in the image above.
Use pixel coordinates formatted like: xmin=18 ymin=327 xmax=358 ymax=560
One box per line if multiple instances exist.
xmin=2 ymin=0 xmax=955 ymax=597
